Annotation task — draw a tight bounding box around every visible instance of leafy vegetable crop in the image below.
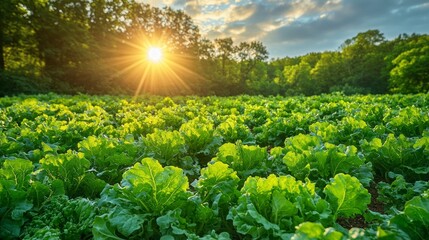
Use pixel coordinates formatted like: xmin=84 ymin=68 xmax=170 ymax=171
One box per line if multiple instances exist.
xmin=0 ymin=93 xmax=428 ymax=239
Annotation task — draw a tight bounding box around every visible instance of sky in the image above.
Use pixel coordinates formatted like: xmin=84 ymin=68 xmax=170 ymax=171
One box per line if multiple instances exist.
xmin=141 ymin=0 xmax=429 ymax=58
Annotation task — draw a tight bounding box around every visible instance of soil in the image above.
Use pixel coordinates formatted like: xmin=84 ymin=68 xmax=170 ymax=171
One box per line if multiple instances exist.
xmin=337 ymin=214 xmax=367 ymax=229
xmin=367 ymin=181 xmax=385 ymax=213
xmin=337 ymin=181 xmax=385 ymax=229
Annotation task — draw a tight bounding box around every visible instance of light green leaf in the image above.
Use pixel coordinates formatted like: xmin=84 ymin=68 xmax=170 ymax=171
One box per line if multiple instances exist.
xmin=108 ymin=207 xmax=148 ymax=237
xmin=122 ymin=158 xmax=189 ymax=214
xmin=271 ymin=190 xmax=297 ymax=222
xmin=143 ymin=130 xmax=186 ymax=165
xmin=40 ymin=151 xmax=90 ymax=197
xmin=324 ymin=173 xmax=370 ymax=219
xmin=0 ymin=158 xmax=33 ymax=189
xmin=196 ymin=162 xmax=239 ymax=205
xmin=214 ymin=142 xmax=267 ymax=179
xmin=93 ymin=216 xmax=124 ymax=240
xmin=293 ymin=222 xmax=325 ymax=239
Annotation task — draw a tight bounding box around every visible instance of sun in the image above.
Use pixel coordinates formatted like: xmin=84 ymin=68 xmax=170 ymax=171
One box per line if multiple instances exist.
xmin=147 ymin=47 xmax=163 ymax=63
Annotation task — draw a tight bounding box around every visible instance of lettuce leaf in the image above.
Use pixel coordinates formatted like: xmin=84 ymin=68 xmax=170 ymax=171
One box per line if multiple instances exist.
xmin=361 ymin=134 xmax=428 ymax=181
xmin=179 ymin=117 xmax=221 ymax=156
xmin=215 ymin=116 xmax=254 ymax=144
xmin=389 ymin=194 xmax=429 ymax=240
xmin=0 ymin=159 xmax=34 ymax=239
xmin=292 ymin=222 xmax=343 ymax=240
xmin=283 ymin=134 xmax=370 ymax=185
xmin=196 ymin=162 xmax=240 ymax=208
xmin=78 ymin=135 xmax=139 ymax=184
xmin=323 ymin=173 xmax=370 ymax=220
xmin=228 ymin=174 xmax=331 ymax=238
xmin=213 ymin=142 xmax=268 ymax=180
xmin=39 ymin=151 xmax=94 ymax=197
xmin=0 ymin=158 xmax=33 ymax=189
xmin=0 ymin=180 xmax=33 ymax=239
xmin=22 ymin=195 xmax=97 ymax=240
xmin=94 ymin=158 xmax=190 ymax=238
xmin=121 ymin=158 xmax=189 ymax=214
xmin=143 ymin=130 xmax=186 ymax=166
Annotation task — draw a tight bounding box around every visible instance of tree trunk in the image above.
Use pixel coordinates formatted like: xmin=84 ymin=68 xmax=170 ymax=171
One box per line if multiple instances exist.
xmin=0 ymin=37 xmax=5 ymax=71
xmin=0 ymin=9 xmax=5 ymax=71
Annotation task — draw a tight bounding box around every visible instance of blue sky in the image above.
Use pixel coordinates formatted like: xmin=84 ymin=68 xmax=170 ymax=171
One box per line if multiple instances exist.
xmin=141 ymin=0 xmax=429 ymax=58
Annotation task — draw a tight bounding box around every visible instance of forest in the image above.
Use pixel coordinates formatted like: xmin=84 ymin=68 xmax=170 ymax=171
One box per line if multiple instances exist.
xmin=1 ymin=0 xmax=429 ymax=96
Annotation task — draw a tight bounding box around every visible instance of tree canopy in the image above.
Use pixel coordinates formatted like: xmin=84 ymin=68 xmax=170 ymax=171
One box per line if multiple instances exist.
xmin=1 ymin=1 xmax=428 ymax=96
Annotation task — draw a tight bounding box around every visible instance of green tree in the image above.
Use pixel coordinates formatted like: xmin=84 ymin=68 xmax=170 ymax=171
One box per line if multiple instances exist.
xmin=88 ymin=0 xmax=134 ymax=77
xmin=126 ymin=4 xmax=200 ymax=54
xmin=207 ymin=38 xmax=239 ymax=95
xmin=195 ymin=38 xmax=216 ymax=94
xmin=300 ymin=52 xmax=322 ymax=68
xmin=24 ymin=0 xmax=100 ymax=91
xmin=310 ymin=51 xmax=343 ymax=93
xmin=341 ymin=29 xmax=389 ymax=93
xmin=0 ymin=0 xmax=17 ymax=70
xmin=236 ymin=41 xmax=268 ymax=92
xmin=283 ymin=61 xmax=313 ymax=95
xmin=0 ymin=0 xmax=48 ymax=96
xmin=247 ymin=61 xmax=280 ymax=95
xmin=389 ymin=35 xmax=429 ymax=93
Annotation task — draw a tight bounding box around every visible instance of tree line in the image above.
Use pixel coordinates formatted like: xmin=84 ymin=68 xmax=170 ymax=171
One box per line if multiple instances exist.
xmin=264 ymin=30 xmax=429 ymax=96
xmin=1 ymin=0 xmax=428 ymax=96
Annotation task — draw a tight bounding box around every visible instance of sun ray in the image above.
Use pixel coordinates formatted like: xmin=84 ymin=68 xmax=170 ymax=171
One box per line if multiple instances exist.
xmin=100 ymin=32 xmax=200 ymax=96
xmin=133 ymin=64 xmax=151 ymax=99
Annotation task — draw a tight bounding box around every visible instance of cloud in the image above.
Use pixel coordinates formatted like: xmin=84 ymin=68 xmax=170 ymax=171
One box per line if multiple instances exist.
xmin=141 ymin=0 xmax=429 ymax=57
xmin=261 ymin=0 xmax=429 ymax=57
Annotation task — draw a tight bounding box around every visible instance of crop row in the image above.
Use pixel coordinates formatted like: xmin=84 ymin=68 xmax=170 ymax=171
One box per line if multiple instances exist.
xmin=0 ymin=93 xmax=428 ymax=239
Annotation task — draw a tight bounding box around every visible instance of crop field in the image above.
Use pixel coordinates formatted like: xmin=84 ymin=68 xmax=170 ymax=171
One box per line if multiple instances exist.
xmin=1 ymin=93 xmax=428 ymax=239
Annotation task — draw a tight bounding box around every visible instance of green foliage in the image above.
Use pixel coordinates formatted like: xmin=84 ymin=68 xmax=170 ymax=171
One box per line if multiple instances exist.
xmin=0 ymin=183 xmax=33 ymax=239
xmin=378 ymin=174 xmax=429 ymax=213
xmin=282 ymin=134 xmax=372 ymax=186
xmin=385 ymin=106 xmax=429 ymax=137
xmin=39 ymin=151 xmax=105 ymax=198
xmin=121 ymin=158 xmax=189 ymax=214
xmin=324 ymin=174 xmax=371 ymax=219
xmin=0 ymin=71 xmax=50 ymax=97
xmin=292 ymin=222 xmax=343 ymax=240
xmin=94 ymin=158 xmax=196 ymax=239
xmin=22 ymin=195 xmax=97 ymax=240
xmin=228 ymin=174 xmax=331 ymax=238
xmin=143 ymin=130 xmax=187 ymax=166
xmin=0 ymin=158 xmax=33 ymax=189
xmin=3 ymin=0 xmax=428 ymax=97
xmin=389 ymin=35 xmax=429 ymax=93
xmin=215 ymin=116 xmax=254 ymax=144
xmin=361 ymin=134 xmax=429 ymax=181
xmin=0 ymin=159 xmax=34 ymax=239
xmin=78 ymin=135 xmax=139 ymax=184
xmin=254 ymin=112 xmax=312 ymax=147
xmin=179 ymin=117 xmax=221 ymax=156
xmin=388 ymin=194 xmax=429 ymax=239
xmin=1 ymin=93 xmax=429 ymax=239
xmin=213 ymin=142 xmax=268 ymax=180
xmin=196 ymin=162 xmax=240 ymax=204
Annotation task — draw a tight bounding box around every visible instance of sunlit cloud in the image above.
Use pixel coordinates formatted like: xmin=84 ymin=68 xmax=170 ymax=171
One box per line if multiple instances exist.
xmin=140 ymin=0 xmax=429 ymax=57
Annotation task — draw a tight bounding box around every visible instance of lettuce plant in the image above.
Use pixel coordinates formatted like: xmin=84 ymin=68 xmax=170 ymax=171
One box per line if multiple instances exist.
xmin=228 ymin=174 xmax=331 ymax=238
xmin=0 ymin=159 xmax=34 ymax=239
xmin=283 ymin=134 xmax=372 ymax=186
xmin=323 ymin=173 xmax=371 ymax=220
xmin=213 ymin=142 xmax=268 ymax=181
xmin=94 ymin=158 xmax=190 ymax=239
xmin=143 ymin=130 xmax=186 ymax=166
